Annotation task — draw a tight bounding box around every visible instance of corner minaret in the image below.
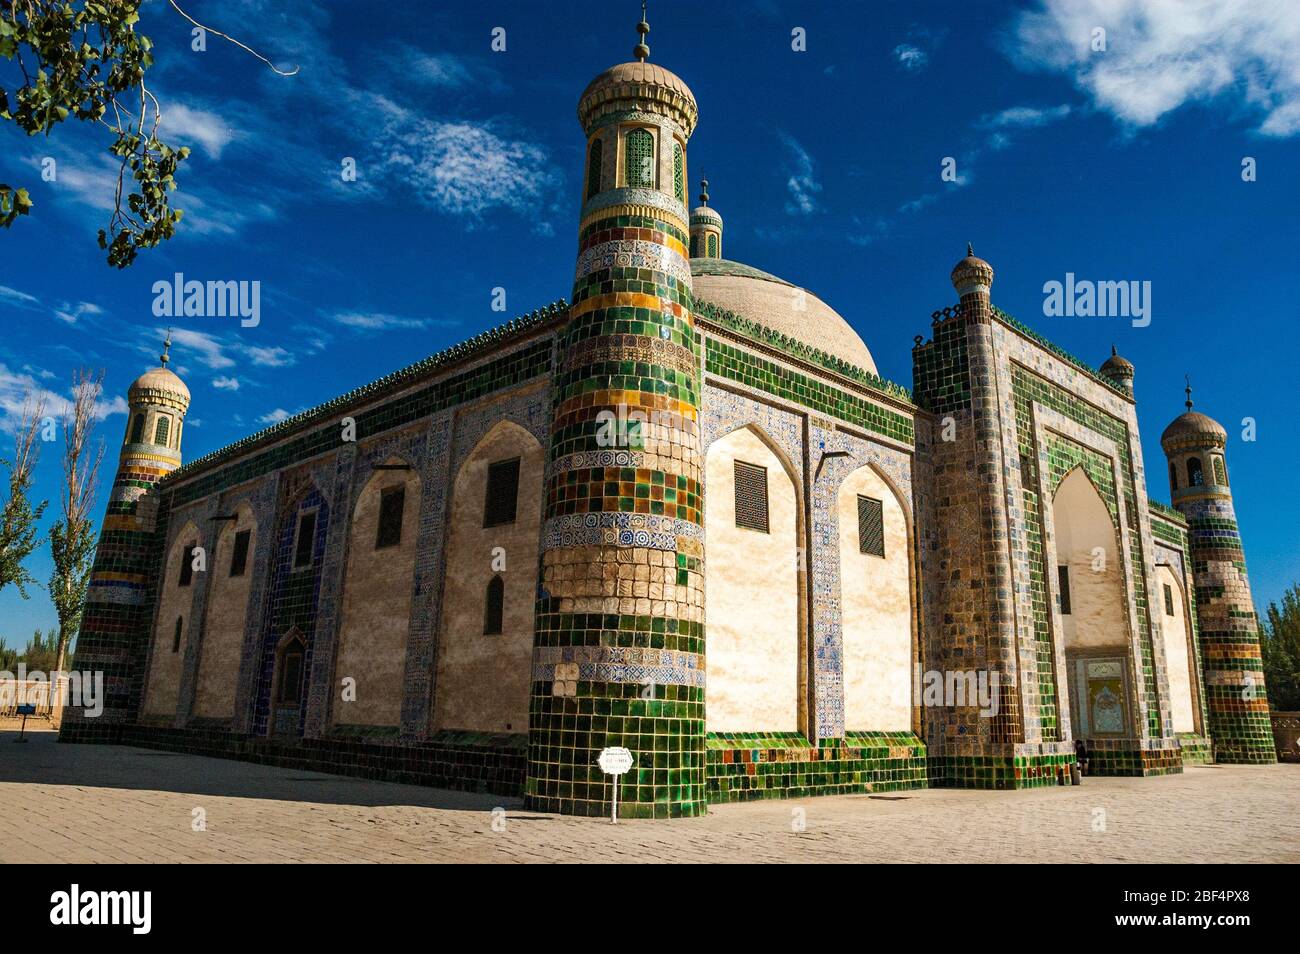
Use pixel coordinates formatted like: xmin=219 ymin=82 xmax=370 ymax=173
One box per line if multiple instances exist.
xmin=689 ymin=179 xmax=722 ymax=258
xmin=1099 ymin=345 xmax=1135 ymax=396
xmin=61 ymin=332 xmax=191 ymax=741
xmin=528 ymin=7 xmax=705 ymax=818
xmin=950 ymin=242 xmax=994 ymax=321
xmin=1161 ymin=381 xmax=1275 ymax=763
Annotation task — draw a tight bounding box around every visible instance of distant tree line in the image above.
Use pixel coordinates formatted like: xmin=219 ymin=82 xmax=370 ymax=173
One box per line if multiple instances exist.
xmin=1262 ymin=584 xmax=1300 ymax=712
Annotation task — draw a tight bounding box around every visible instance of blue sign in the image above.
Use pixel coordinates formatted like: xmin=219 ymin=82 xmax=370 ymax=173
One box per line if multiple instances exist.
xmin=15 ymin=704 xmax=36 ymax=716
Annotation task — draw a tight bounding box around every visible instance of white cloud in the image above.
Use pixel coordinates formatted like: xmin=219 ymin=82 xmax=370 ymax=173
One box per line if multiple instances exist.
xmin=375 ymin=119 xmax=561 ymax=218
xmin=0 ymin=363 xmax=126 ymax=435
xmin=142 ymin=328 xmax=295 ymax=372
xmin=163 ymin=103 xmax=236 ymax=159
xmin=978 ymin=104 xmax=1073 ymax=128
xmin=241 ymin=345 xmax=294 ymax=367
xmin=1009 ymin=0 xmax=1300 ymax=136
xmin=0 ymin=285 xmax=40 ymax=308
xmin=53 ymin=301 xmax=105 ymax=325
xmin=780 ymin=135 xmax=822 ymax=215
xmin=257 ymin=408 xmax=293 ymax=425
xmin=332 ymin=311 xmax=428 ymax=331
xmin=894 ymin=44 xmax=928 ymax=72
xmin=212 ymin=376 xmax=241 ymax=391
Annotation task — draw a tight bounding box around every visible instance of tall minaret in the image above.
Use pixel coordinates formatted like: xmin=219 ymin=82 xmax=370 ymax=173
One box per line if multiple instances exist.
xmin=689 ymin=179 xmax=722 ymax=259
xmin=1160 ymin=381 xmax=1275 ymax=763
xmin=61 ymin=332 xmax=191 ymax=739
xmin=527 ymin=7 xmax=705 ymax=818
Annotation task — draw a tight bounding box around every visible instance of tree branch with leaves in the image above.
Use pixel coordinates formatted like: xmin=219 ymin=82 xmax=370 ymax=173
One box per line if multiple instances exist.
xmin=1 ymin=0 xmax=295 ymax=267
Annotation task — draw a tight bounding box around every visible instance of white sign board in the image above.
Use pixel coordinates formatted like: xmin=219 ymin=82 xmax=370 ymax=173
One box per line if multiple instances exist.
xmin=598 ymin=746 xmax=634 ymax=775
xmin=598 ymin=746 xmax=635 ymax=824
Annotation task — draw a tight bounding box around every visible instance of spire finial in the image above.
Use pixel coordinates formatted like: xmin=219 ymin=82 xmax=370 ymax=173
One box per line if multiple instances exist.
xmin=634 ymin=1 xmax=650 ymax=61
xmin=160 ymin=327 xmax=172 ymax=367
xmin=699 ymin=177 xmax=709 ymax=205
xmin=1185 ymin=374 xmax=1193 ymax=411
xmin=1111 ymin=344 xmax=1118 ymax=356
xmin=967 ymin=241 xmax=974 ymax=257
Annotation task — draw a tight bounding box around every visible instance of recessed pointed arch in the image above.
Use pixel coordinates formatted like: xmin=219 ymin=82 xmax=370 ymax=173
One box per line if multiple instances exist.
xmin=704 ymin=422 xmax=804 ymax=734
xmin=432 ymin=417 xmax=543 ymax=734
xmin=194 ymin=500 xmax=258 ymax=719
xmin=332 ymin=455 xmax=422 ymax=728
xmin=837 ymin=458 xmax=916 ymax=732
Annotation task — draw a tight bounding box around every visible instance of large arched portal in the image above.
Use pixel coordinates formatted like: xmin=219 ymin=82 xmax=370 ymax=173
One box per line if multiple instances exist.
xmin=1156 ymin=564 xmax=1199 ymax=734
xmin=703 ymin=425 xmax=801 ymax=734
xmin=837 ymin=463 xmax=913 ymax=731
xmin=1051 ymin=466 xmax=1134 ymax=740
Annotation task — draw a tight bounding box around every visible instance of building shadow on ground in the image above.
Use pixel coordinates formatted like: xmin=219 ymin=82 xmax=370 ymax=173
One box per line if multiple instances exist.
xmin=0 ymin=729 xmax=537 ymax=814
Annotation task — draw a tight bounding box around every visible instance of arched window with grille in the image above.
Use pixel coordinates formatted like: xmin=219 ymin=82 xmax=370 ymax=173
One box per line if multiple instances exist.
xmin=707 ymin=233 xmax=718 ymax=258
xmin=673 ymin=141 xmax=684 ymax=202
xmin=154 ymin=415 xmax=170 ymax=447
xmin=1187 ymin=457 xmax=1204 ymax=487
xmin=585 ymin=137 xmax=603 ymax=200
xmin=484 ymin=575 xmax=505 ymax=635
xmin=129 ymin=413 xmax=145 ymax=444
xmin=625 ymin=128 xmax=655 ymax=188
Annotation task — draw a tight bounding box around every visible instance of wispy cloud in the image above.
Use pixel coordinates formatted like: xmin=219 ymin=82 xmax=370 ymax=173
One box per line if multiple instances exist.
xmin=373 ymin=118 xmax=561 ymax=219
xmin=1008 ymin=0 xmax=1300 ymax=136
xmin=331 ymin=311 xmax=430 ymax=331
xmin=257 ymin=407 xmax=295 ymax=425
xmin=212 ymin=376 xmax=241 ymax=391
xmin=53 ymin=301 xmax=105 ymax=325
xmin=0 ymin=362 xmax=127 ymax=435
xmin=894 ymin=44 xmax=928 ymax=72
xmin=143 ymin=328 xmax=295 ymax=373
xmin=163 ymin=102 xmax=236 ymax=159
xmin=977 ymin=104 xmax=1073 ymax=129
xmin=780 ymin=134 xmax=822 ymax=215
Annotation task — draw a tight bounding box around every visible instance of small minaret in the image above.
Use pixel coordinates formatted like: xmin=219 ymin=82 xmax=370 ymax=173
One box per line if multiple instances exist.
xmin=121 ymin=330 xmax=191 ymax=477
xmin=1099 ymin=345 xmax=1135 ymax=396
xmin=61 ymin=332 xmax=191 ymax=739
xmin=689 ymin=179 xmax=722 ymax=259
xmin=1161 ymin=380 xmax=1275 ymax=763
xmin=950 ymin=242 xmax=994 ymax=322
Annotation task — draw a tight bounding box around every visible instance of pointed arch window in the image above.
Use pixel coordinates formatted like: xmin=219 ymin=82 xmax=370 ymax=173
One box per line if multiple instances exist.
xmin=129 ymin=414 xmax=145 ymax=444
xmin=275 ymin=633 xmax=306 ymax=706
xmin=625 ymin=128 xmax=655 ymax=188
xmin=672 ymin=141 xmax=684 ymax=202
xmin=707 ymin=233 xmax=718 ymax=258
xmin=1213 ymin=456 xmax=1228 ymax=486
xmin=1169 ymin=461 xmax=1178 ymax=491
xmin=586 ymin=137 xmax=603 ymax=200
xmin=484 ymin=575 xmax=505 ymax=635
xmin=153 ymin=415 xmax=170 ymax=447
xmin=1187 ymin=457 xmax=1204 ymax=487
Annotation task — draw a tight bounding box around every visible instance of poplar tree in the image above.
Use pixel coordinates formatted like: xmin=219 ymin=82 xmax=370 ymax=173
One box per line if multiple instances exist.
xmin=48 ymin=369 xmax=103 ymax=675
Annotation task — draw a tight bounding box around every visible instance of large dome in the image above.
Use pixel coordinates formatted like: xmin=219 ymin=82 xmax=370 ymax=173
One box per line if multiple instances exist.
xmin=690 ymin=258 xmax=877 ymax=374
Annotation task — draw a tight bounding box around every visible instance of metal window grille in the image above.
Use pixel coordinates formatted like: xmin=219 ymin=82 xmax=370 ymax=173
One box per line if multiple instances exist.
xmin=733 ymin=460 xmax=769 ymax=532
xmin=857 ymin=495 xmax=885 ymax=557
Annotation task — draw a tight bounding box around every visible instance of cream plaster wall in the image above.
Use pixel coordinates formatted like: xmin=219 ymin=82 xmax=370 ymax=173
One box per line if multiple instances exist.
xmin=704 ymin=426 xmax=799 ymax=733
xmin=193 ymin=504 xmax=256 ymax=718
xmin=333 ymin=464 xmax=421 ymax=727
xmin=143 ymin=523 xmax=199 ymax=717
xmin=433 ymin=422 xmax=541 ymax=733
xmin=1157 ymin=564 xmax=1197 ymax=733
xmin=1053 ymin=469 xmax=1129 ymax=651
xmin=838 ymin=465 xmax=912 ymax=731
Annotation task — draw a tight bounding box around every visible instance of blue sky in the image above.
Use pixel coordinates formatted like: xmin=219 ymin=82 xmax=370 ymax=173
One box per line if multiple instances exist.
xmin=2 ymin=0 xmax=1298 ymax=642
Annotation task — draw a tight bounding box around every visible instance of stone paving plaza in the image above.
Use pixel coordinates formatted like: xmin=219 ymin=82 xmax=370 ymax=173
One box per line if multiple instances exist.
xmin=1 ymin=729 xmax=1296 ymax=863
